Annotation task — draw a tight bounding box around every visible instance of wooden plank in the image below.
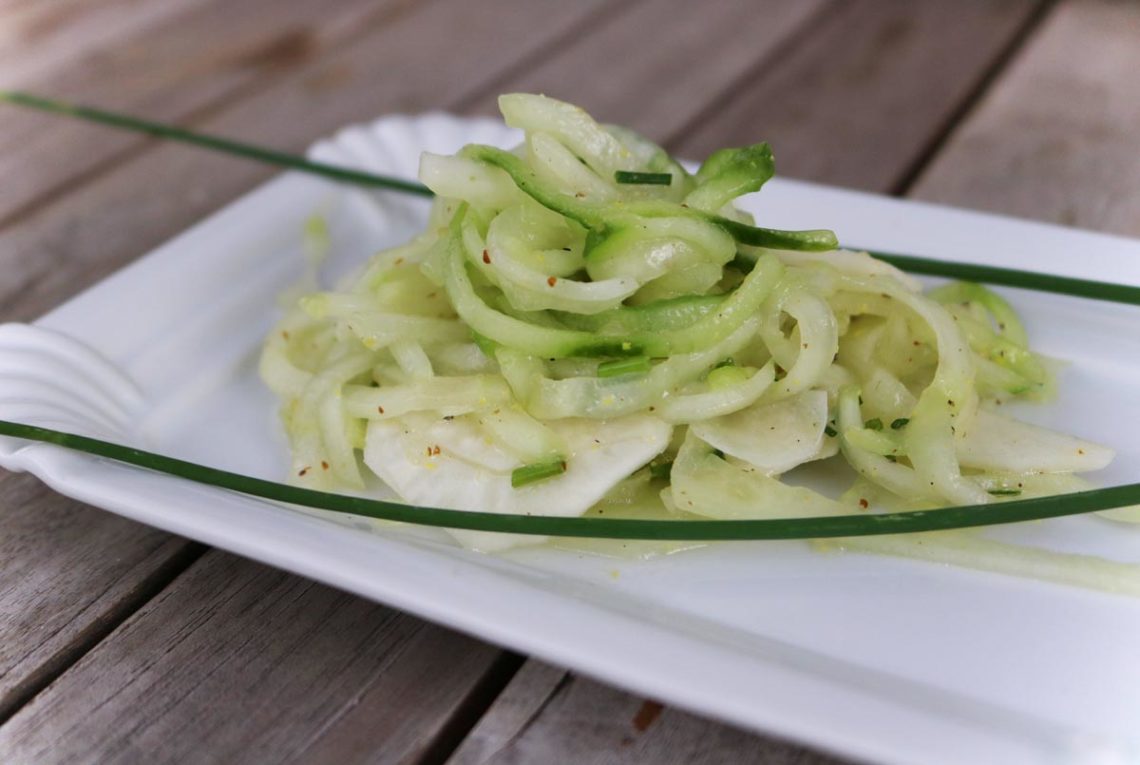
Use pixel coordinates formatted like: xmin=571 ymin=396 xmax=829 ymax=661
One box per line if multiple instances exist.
xmin=448 ymin=663 xmax=845 ymax=765
xmin=0 ymin=477 xmax=197 ymax=720
xmin=909 ymin=0 xmax=1140 ymax=237
xmin=674 ymin=0 xmax=1043 ymax=191
xmin=0 ymin=553 xmax=509 ymax=764
xmin=0 ymin=0 xmax=410 ymax=227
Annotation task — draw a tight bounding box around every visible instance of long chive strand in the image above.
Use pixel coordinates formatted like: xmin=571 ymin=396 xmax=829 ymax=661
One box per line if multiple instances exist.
xmin=2 ymin=419 xmax=1138 ymax=540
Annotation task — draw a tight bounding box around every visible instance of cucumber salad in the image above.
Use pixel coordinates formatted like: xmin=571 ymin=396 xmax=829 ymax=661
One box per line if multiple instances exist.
xmin=261 ymin=94 xmax=1115 ymax=553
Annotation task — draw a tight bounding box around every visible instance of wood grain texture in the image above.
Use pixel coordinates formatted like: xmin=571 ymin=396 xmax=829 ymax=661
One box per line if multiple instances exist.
xmin=0 ymin=553 xmax=507 ymax=764
xmin=0 ymin=475 xmax=198 ymax=720
xmin=909 ymin=0 xmax=1140 ymax=236
xmin=460 ymin=0 xmax=828 ymax=140
xmin=0 ymin=0 xmax=413 ymax=227
xmin=674 ymin=0 xmax=1044 ymax=191
xmin=446 ymin=663 xmax=843 ymax=765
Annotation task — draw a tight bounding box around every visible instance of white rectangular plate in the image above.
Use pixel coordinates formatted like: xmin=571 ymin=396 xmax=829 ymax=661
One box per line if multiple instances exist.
xmin=2 ymin=114 xmax=1138 ymax=765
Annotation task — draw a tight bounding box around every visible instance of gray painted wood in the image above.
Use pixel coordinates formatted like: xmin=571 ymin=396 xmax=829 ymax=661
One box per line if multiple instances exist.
xmin=910 ymin=0 xmax=1140 ymax=237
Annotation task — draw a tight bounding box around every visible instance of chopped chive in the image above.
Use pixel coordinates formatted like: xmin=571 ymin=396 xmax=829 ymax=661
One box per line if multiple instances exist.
xmin=597 ymin=355 xmax=651 ymax=378
xmin=614 ymin=170 xmax=672 ymax=186
xmin=2 ymin=420 xmax=1138 ymax=539
xmin=987 ymin=488 xmax=1023 ymax=497
xmin=649 ymin=461 xmax=673 ymax=480
xmin=511 ymin=459 xmax=567 ymax=488
xmin=890 ymin=418 xmax=910 ymax=430
xmin=824 ymin=424 xmax=838 ymax=438
xmin=864 ymin=418 xmax=884 ymax=431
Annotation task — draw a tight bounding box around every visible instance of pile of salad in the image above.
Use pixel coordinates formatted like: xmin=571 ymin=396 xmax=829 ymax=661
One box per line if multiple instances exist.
xmin=261 ymin=94 xmax=1114 ymax=552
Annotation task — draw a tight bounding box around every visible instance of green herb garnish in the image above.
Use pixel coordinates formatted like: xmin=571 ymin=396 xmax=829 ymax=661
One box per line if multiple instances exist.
xmin=511 ymin=459 xmax=567 ymax=488
xmin=890 ymin=418 xmax=910 ymax=430
xmin=614 ymin=170 xmax=672 ymax=185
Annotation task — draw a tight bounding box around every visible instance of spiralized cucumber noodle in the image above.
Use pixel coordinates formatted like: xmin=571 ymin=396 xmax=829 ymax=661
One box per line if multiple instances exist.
xmin=262 ymin=94 xmax=1133 ymax=589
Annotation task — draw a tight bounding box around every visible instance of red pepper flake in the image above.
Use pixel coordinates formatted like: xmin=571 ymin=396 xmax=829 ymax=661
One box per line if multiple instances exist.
xmin=298 ymin=467 xmax=309 ymax=477
xmin=547 ymin=276 xmax=557 ymax=287
xmin=560 ymin=460 xmax=567 ymax=470
xmin=432 ymin=445 xmax=442 ymax=456
xmin=281 ymin=331 xmax=290 ymax=340
xmin=859 ymin=498 xmax=869 ymax=509
xmin=377 ymin=405 xmax=385 ymax=414
xmin=482 ymin=249 xmax=491 ymax=264
xmin=321 ymin=461 xmax=329 ymax=470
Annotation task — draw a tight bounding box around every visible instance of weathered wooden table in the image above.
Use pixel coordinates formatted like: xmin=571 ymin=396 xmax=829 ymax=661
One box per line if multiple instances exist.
xmin=1 ymin=1 xmax=1137 ymax=762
